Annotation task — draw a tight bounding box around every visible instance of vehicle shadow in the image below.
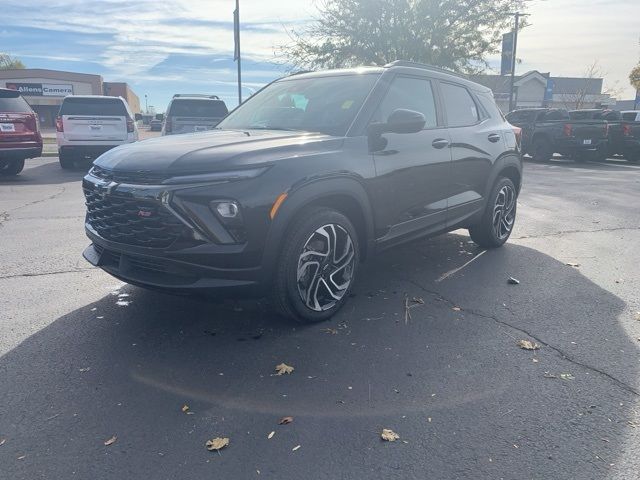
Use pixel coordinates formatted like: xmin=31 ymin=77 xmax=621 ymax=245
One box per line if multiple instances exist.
xmin=0 ymin=157 xmax=90 ymax=186
xmin=524 ymin=155 xmax=640 ymax=171
xmin=0 ymin=234 xmax=637 ymax=479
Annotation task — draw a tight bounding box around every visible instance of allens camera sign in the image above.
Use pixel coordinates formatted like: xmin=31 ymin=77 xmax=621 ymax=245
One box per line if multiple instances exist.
xmin=5 ymin=82 xmax=73 ymax=97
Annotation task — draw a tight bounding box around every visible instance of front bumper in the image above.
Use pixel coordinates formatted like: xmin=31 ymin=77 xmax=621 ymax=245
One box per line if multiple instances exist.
xmin=81 ymin=170 xmax=272 ymax=295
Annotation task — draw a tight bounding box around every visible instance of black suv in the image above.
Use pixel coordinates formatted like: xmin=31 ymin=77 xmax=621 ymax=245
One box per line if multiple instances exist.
xmin=82 ymin=61 xmax=522 ymax=322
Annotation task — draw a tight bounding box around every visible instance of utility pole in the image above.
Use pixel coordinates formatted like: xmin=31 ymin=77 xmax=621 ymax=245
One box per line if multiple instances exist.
xmin=234 ymin=0 xmax=242 ymax=105
xmin=144 ymin=94 xmax=148 ymax=114
xmin=508 ymin=12 xmax=528 ymax=112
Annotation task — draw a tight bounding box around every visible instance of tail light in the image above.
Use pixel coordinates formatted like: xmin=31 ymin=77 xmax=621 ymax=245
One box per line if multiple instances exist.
xmin=126 ymin=118 xmax=134 ymax=133
xmin=164 ymin=118 xmax=172 ymax=133
xmin=55 ymin=116 xmax=64 ymax=132
xmin=563 ymin=123 xmax=573 ymax=137
xmin=25 ymin=114 xmax=37 ymax=133
xmin=623 ymin=124 xmax=632 ymax=136
xmin=512 ymin=126 xmax=522 ymax=149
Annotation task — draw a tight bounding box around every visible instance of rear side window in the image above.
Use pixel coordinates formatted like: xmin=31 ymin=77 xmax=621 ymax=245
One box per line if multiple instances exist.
xmin=59 ymin=97 xmax=128 ymax=116
xmin=0 ymin=91 xmax=32 ymax=113
xmin=476 ymin=91 xmax=504 ymax=120
xmin=372 ymin=76 xmax=438 ymax=128
xmin=440 ymin=83 xmax=479 ymax=127
xmin=169 ymin=99 xmax=228 ymax=118
xmin=622 ymin=112 xmax=639 ymax=121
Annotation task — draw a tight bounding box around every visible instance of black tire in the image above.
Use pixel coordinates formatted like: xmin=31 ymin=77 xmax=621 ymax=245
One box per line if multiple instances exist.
xmin=626 ymin=151 xmax=640 ymax=163
xmin=272 ymin=207 xmax=359 ymax=323
xmin=59 ymin=151 xmax=74 ymax=169
xmin=469 ymin=177 xmax=517 ymax=249
xmin=531 ymin=137 xmax=553 ymax=162
xmin=0 ymin=158 xmax=25 ymax=176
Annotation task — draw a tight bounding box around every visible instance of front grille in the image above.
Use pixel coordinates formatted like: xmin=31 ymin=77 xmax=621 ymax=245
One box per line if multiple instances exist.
xmin=84 ymin=186 xmax=188 ymax=249
xmin=91 ymin=166 xmax=169 ymax=185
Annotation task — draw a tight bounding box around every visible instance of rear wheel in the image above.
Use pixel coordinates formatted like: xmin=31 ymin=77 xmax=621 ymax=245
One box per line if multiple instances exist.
xmin=469 ymin=177 xmax=517 ymax=249
xmin=0 ymin=158 xmax=25 ymax=176
xmin=272 ymin=207 xmax=359 ymax=323
xmin=59 ymin=151 xmax=75 ymax=169
xmin=531 ymin=137 xmax=553 ymax=162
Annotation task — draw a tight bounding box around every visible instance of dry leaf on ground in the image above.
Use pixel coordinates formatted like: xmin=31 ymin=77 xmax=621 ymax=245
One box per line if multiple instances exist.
xmin=104 ymin=435 xmax=117 ymax=446
xmin=181 ymin=405 xmax=190 ymax=413
xmin=268 ymin=431 xmax=275 ymax=439
xmin=517 ymin=339 xmax=540 ymax=350
xmin=452 ymin=306 xmax=461 ymax=311
xmin=566 ymin=262 xmax=580 ymax=268
xmin=635 ymin=312 xmax=640 ymax=321
xmin=206 ymin=437 xmax=229 ymax=451
xmin=278 ymin=416 xmax=293 ymax=425
xmin=381 ymin=429 xmax=400 ymax=442
xmin=507 ymin=277 xmax=520 ymax=285
xmin=559 ymin=373 xmax=575 ymax=380
xmin=275 ymin=363 xmax=294 ymax=375
xmin=322 ymin=328 xmax=338 ymax=335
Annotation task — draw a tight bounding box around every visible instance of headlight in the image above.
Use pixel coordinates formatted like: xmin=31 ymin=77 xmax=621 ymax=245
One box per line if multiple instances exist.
xmin=162 ymin=166 xmax=269 ymax=185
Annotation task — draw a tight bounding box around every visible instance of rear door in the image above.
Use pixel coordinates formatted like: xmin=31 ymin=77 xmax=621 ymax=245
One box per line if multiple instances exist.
xmin=0 ymin=91 xmax=37 ymax=141
xmin=60 ymin=97 xmax=128 ymax=142
xmin=168 ymin=99 xmax=229 ymax=134
xmin=442 ymin=82 xmax=503 ymax=225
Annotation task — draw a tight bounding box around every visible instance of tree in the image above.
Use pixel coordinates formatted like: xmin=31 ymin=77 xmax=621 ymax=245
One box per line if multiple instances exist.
xmin=630 ymin=64 xmax=640 ymax=91
xmin=557 ymin=61 xmax=618 ymax=110
xmin=280 ymin=0 xmax=528 ymax=73
xmin=0 ymin=53 xmax=25 ymax=70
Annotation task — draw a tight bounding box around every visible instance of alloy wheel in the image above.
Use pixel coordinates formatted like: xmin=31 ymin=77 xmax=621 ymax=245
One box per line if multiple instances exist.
xmin=492 ymin=185 xmax=516 ymax=240
xmin=296 ymin=224 xmax=355 ymax=312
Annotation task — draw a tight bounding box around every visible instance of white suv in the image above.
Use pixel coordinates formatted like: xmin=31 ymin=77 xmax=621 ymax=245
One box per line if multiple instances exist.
xmin=56 ymin=95 xmax=138 ymax=169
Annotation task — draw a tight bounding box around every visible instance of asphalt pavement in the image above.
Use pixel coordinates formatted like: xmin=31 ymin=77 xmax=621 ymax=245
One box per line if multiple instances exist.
xmin=1 ymin=155 xmax=639 ymax=479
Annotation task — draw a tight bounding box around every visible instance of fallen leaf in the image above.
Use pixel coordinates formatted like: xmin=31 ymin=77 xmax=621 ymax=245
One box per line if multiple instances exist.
xmin=206 ymin=437 xmax=229 ymax=451
xmin=292 ymin=445 xmax=301 ymax=451
xmin=543 ymin=372 xmax=557 ymax=379
xmin=566 ymin=262 xmax=580 ymax=268
xmin=181 ymin=405 xmax=190 ymax=413
xmin=507 ymin=277 xmax=520 ymax=285
xmin=381 ymin=428 xmax=400 ymax=442
xmin=517 ymin=339 xmax=540 ymax=351
xmin=412 ymin=297 xmax=424 ymax=305
xmin=559 ymin=373 xmax=575 ymax=380
xmin=278 ymin=416 xmax=294 ymax=425
xmin=635 ymin=312 xmax=640 ymax=321
xmin=275 ymin=363 xmax=294 ymax=375
xmin=322 ymin=328 xmax=338 ymax=335
xmin=268 ymin=431 xmax=275 ymax=439
xmin=104 ymin=435 xmax=117 ymax=446
xmin=452 ymin=307 xmax=461 ymax=311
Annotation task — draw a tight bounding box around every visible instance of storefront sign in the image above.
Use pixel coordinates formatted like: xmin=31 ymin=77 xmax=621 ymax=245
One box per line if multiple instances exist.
xmin=5 ymin=82 xmax=73 ymax=97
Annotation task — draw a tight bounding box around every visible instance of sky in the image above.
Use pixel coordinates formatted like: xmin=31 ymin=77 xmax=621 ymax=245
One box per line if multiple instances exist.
xmin=1 ymin=0 xmax=638 ymax=112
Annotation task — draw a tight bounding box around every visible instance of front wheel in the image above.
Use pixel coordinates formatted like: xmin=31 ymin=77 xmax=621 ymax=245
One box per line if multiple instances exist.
xmin=272 ymin=207 xmax=359 ymax=323
xmin=469 ymin=177 xmax=518 ymax=249
xmin=59 ymin=151 xmax=75 ymax=169
xmin=0 ymin=158 xmax=25 ymax=176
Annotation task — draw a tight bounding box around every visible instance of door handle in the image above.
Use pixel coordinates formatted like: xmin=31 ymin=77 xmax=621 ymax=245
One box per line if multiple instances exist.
xmin=488 ymin=133 xmax=501 ymax=143
xmin=432 ymin=138 xmax=449 ymax=149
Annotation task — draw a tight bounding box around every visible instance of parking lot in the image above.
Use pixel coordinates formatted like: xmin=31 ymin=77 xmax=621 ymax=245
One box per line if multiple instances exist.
xmin=1 ymin=155 xmax=639 ymax=479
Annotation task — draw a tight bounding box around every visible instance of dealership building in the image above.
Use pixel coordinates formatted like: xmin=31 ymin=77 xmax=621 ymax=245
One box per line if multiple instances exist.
xmin=0 ymin=69 xmax=141 ymax=129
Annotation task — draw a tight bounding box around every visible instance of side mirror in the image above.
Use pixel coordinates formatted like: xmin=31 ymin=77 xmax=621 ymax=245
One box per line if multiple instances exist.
xmin=368 ymin=109 xmax=426 ymax=136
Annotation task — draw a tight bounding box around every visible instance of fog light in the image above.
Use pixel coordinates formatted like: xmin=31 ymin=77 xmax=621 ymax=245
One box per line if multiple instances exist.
xmin=214 ymin=201 xmax=239 ymax=218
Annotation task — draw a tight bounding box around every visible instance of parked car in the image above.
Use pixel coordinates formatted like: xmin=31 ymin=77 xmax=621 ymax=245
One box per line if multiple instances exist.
xmin=150 ymin=119 xmax=162 ymax=132
xmin=568 ymin=109 xmax=623 ymax=159
xmin=56 ymin=95 xmax=138 ymax=169
xmin=0 ymin=87 xmax=43 ymax=176
xmin=616 ymin=110 xmax=640 ymax=162
xmin=506 ymin=108 xmax=608 ymax=162
xmin=82 ymin=61 xmax=522 ymax=322
xmin=162 ymin=94 xmax=228 ymax=135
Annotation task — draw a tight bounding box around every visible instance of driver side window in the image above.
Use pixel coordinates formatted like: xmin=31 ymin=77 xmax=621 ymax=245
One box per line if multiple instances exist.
xmin=372 ymin=76 xmax=438 ymax=128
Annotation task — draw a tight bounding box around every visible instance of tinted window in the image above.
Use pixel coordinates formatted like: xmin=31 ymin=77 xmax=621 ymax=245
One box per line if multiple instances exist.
xmin=169 ymin=99 xmax=228 ymax=118
xmin=476 ymin=91 xmax=504 ymax=120
xmin=542 ymin=110 xmax=569 ymax=121
xmin=59 ymin=97 xmax=127 ymax=116
xmin=0 ymin=91 xmax=32 ymax=113
xmin=440 ymin=83 xmax=479 ymax=127
xmin=372 ymin=76 xmax=438 ymax=128
xmin=569 ymin=110 xmax=599 ymax=120
xmin=506 ymin=110 xmax=537 ymax=123
xmin=622 ymin=112 xmax=639 ymax=121
xmin=218 ymin=74 xmax=379 ymax=136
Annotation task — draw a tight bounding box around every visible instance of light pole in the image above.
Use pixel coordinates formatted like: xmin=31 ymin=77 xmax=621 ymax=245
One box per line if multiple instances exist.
xmin=508 ymin=12 xmax=528 ymax=112
xmin=234 ymin=0 xmax=242 ymax=105
xmin=144 ymin=94 xmax=148 ymax=115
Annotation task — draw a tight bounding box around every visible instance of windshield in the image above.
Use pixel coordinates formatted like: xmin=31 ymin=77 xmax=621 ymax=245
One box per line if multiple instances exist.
xmin=169 ymin=99 xmax=228 ymax=118
xmin=217 ymin=73 xmax=379 ymax=136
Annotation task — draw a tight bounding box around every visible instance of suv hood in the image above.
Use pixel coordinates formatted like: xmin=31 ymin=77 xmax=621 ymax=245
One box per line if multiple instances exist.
xmin=94 ymin=129 xmax=342 ymax=175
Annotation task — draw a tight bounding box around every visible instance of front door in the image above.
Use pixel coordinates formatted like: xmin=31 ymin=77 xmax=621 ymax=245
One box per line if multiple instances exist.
xmin=368 ymin=75 xmax=452 ymax=245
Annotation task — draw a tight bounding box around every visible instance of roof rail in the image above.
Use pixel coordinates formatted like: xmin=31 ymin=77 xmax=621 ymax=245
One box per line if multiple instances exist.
xmin=384 ymin=60 xmax=467 ymax=79
xmin=287 ymin=70 xmax=314 ymax=77
xmin=173 ymin=94 xmax=220 ymax=99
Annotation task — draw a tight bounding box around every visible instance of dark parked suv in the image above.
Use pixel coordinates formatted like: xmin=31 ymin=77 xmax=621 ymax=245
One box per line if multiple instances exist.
xmin=82 ymin=62 xmax=522 ymax=322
